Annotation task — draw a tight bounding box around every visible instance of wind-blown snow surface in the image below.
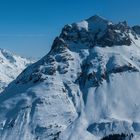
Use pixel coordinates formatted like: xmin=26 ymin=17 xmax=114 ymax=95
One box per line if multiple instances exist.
xmin=0 ymin=48 xmax=32 ymax=92
xmin=1 ymin=15 xmax=140 ymax=140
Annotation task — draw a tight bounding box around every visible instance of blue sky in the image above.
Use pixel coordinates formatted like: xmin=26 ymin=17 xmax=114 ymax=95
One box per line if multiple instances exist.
xmin=0 ymin=0 xmax=140 ymax=58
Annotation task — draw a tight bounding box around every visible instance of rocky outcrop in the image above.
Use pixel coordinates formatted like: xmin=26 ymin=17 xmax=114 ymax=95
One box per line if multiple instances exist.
xmin=132 ymin=25 xmax=140 ymax=35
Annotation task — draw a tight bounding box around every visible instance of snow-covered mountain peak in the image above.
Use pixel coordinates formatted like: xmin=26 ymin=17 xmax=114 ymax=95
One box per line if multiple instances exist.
xmin=60 ymin=15 xmax=137 ymax=49
xmin=87 ymin=14 xmax=108 ymax=21
xmin=0 ymin=48 xmax=19 ymax=64
xmin=60 ymin=15 xmax=111 ymax=39
xmin=86 ymin=15 xmax=112 ymax=29
xmin=1 ymin=16 xmax=140 ymax=140
xmin=76 ymin=15 xmax=112 ymax=32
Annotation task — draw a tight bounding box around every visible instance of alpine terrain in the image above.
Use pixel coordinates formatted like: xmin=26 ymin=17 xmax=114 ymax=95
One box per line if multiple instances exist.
xmin=0 ymin=48 xmax=32 ymax=92
xmin=0 ymin=15 xmax=140 ymax=140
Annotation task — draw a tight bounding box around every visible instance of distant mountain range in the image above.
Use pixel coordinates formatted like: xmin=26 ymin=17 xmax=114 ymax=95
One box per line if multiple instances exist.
xmin=0 ymin=15 xmax=140 ymax=140
xmin=0 ymin=48 xmax=33 ymax=92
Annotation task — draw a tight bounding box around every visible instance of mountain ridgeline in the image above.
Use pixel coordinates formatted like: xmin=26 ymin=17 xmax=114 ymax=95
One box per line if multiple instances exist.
xmin=0 ymin=15 xmax=140 ymax=140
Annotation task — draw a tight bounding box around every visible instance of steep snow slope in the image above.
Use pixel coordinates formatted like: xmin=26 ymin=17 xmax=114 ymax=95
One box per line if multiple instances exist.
xmin=0 ymin=48 xmax=32 ymax=92
xmin=0 ymin=15 xmax=140 ymax=140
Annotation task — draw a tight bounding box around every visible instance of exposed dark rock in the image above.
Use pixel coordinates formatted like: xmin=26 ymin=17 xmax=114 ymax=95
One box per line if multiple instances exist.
xmin=132 ymin=25 xmax=140 ymax=35
xmin=97 ymin=22 xmax=132 ymax=47
xmin=51 ymin=37 xmax=68 ymax=53
xmin=101 ymin=133 xmax=133 ymax=140
xmin=60 ymin=19 xmax=133 ymax=48
xmin=107 ymin=65 xmax=138 ymax=74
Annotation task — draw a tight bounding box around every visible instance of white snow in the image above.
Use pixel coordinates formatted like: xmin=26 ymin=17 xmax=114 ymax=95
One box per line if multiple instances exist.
xmin=0 ymin=48 xmax=33 ymax=92
xmin=76 ymin=20 xmax=88 ymax=31
xmin=0 ymin=16 xmax=140 ymax=140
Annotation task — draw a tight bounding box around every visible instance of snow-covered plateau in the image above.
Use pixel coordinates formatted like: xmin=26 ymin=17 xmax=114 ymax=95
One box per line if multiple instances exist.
xmin=0 ymin=15 xmax=140 ymax=140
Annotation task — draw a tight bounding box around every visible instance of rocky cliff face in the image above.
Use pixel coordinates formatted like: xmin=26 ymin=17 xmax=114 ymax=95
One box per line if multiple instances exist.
xmin=132 ymin=25 xmax=140 ymax=35
xmin=0 ymin=15 xmax=140 ymax=140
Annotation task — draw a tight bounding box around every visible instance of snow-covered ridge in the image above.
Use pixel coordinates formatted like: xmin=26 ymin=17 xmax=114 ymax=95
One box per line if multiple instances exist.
xmin=77 ymin=15 xmax=112 ymax=31
xmin=60 ymin=15 xmax=138 ymax=48
xmin=0 ymin=48 xmax=33 ymax=92
xmin=0 ymin=15 xmax=140 ymax=140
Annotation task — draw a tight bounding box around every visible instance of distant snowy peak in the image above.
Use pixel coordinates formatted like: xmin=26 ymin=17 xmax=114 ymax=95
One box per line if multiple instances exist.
xmin=0 ymin=48 xmax=31 ymax=66
xmin=0 ymin=48 xmax=33 ymax=92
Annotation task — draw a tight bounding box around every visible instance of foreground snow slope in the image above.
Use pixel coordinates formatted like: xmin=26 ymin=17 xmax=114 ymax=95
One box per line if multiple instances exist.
xmin=0 ymin=15 xmax=140 ymax=140
xmin=0 ymin=48 xmax=32 ymax=92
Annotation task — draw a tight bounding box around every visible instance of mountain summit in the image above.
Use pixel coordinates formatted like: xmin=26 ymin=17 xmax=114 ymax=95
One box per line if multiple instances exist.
xmin=0 ymin=15 xmax=140 ymax=140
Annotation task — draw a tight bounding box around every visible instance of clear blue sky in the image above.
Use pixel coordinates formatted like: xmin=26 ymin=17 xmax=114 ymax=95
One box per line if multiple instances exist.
xmin=0 ymin=0 xmax=140 ymax=58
